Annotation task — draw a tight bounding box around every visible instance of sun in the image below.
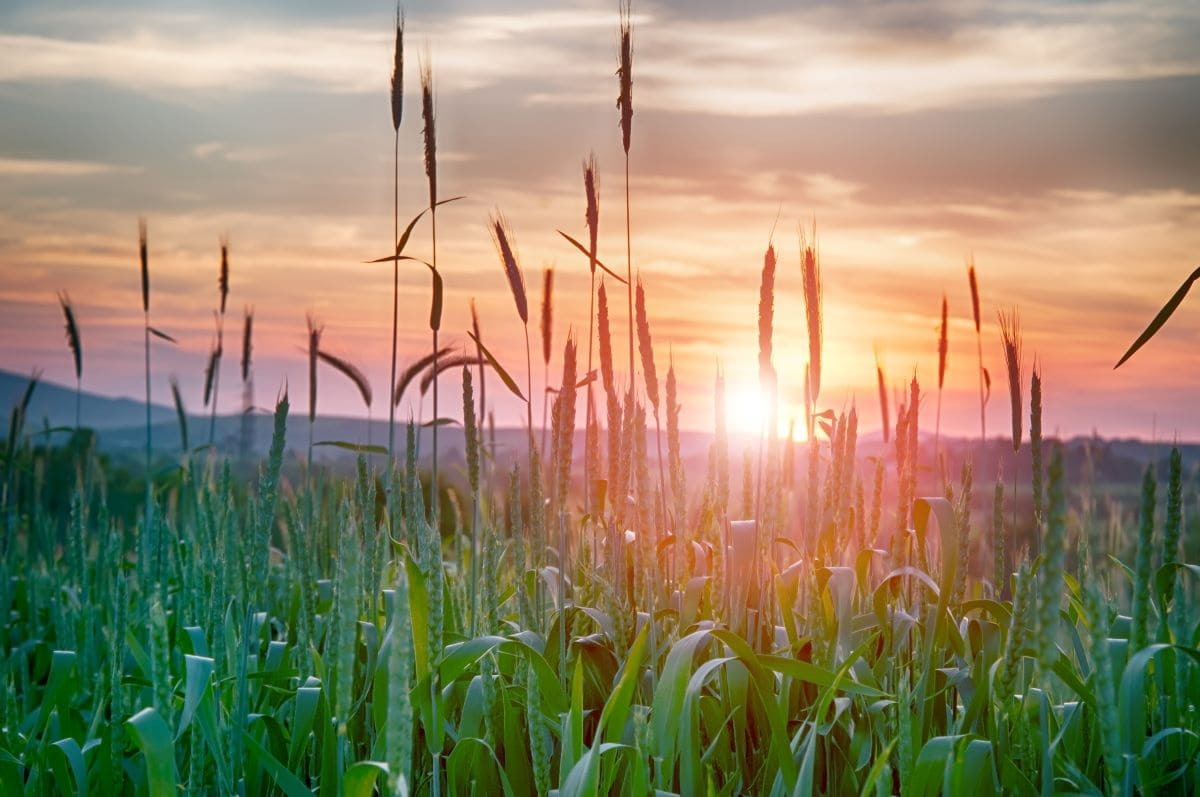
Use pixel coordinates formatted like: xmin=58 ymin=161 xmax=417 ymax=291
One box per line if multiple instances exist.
xmin=725 ymin=383 xmax=803 ymax=441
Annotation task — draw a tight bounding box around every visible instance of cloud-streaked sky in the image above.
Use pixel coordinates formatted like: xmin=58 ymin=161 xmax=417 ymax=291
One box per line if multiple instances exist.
xmin=2 ymin=0 xmax=1199 ymax=440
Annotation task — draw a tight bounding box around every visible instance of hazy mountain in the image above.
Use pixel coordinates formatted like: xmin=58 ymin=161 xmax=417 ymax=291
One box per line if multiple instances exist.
xmin=2 ymin=369 xmax=1196 ymax=488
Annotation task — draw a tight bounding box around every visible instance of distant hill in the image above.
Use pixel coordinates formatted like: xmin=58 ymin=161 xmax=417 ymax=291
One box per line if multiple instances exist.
xmin=2 ymin=369 xmax=1196 ymax=488
xmin=0 ymin=368 xmax=174 ymax=431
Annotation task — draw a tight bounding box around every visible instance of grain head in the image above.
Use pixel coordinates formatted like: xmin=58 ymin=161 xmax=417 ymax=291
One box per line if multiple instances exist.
xmin=218 ymin=235 xmax=230 ymax=316
xmin=635 ymin=276 xmax=658 ymax=413
xmin=489 ymin=212 xmax=528 ymax=325
xmin=57 ymin=291 xmax=82 ymax=382
xmin=937 ymin=294 xmax=948 ymax=390
xmin=241 ymin=306 xmax=253 ymax=383
xmin=800 ymin=227 xmax=822 ymax=405
xmin=598 ymin=279 xmax=614 ymax=396
xmin=584 ymin=154 xmax=600 ymax=270
xmin=758 ymin=243 xmax=776 ymax=393
xmin=138 ymin=218 xmax=149 ymax=313
xmin=998 ymin=307 xmax=1023 ymax=451
xmin=420 ymin=53 xmax=437 ymax=207
xmin=541 ymin=266 xmax=554 ymax=366
xmin=617 ymin=0 xmax=633 ymax=155
xmin=391 ymin=6 xmax=404 ymax=132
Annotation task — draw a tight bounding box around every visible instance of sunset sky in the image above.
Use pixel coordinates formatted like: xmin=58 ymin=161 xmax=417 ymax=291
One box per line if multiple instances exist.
xmin=2 ymin=0 xmax=1199 ymax=440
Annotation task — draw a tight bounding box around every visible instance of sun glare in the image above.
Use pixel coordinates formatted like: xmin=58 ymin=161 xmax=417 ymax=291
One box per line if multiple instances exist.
xmin=725 ymin=383 xmax=803 ymax=441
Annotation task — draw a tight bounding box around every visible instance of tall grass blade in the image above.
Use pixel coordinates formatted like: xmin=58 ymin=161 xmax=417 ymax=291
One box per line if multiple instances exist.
xmin=1114 ymin=266 xmax=1200 ymax=368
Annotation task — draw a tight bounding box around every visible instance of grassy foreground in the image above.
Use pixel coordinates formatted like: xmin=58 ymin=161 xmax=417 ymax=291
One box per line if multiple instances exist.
xmin=1 ymin=364 xmax=1198 ymax=795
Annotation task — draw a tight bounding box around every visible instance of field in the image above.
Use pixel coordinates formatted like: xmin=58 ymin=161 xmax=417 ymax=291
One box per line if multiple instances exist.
xmin=3 ymin=5 xmax=1200 ymax=797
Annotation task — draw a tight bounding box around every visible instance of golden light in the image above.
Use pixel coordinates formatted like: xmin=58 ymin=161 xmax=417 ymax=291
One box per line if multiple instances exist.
xmin=725 ymin=383 xmax=804 ymax=441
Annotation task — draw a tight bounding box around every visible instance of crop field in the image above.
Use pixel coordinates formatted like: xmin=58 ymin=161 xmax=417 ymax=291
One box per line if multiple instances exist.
xmin=2 ymin=3 xmax=1200 ymax=796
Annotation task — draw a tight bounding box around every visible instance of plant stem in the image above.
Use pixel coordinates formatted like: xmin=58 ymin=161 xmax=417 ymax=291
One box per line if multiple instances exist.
xmin=976 ymin=330 xmax=986 ymax=445
xmin=430 ymin=206 xmax=439 ymax=528
xmin=624 ymin=154 xmax=633 ymax=391
xmin=144 ymin=312 xmax=152 ymax=535
xmin=389 ymin=130 xmax=399 ymax=466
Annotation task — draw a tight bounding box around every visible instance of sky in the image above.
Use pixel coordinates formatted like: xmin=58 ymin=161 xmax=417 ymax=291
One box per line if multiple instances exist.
xmin=1 ymin=0 xmax=1199 ymax=441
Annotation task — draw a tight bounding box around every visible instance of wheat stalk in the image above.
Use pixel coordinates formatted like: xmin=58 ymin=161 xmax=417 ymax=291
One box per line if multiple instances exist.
xmin=617 ymin=0 xmax=635 ymax=400
xmin=420 ymin=54 xmax=444 ymax=589
xmin=598 ymin=279 xmax=622 ymax=516
xmin=388 ymin=5 xmax=405 ymax=465
xmin=583 ymin=153 xmax=599 ymax=517
xmin=205 ymin=237 xmax=229 ymax=448
xmin=490 ymin=210 xmax=539 ymax=617
xmin=462 ymin=365 xmax=480 ymax=636
xmin=997 ymin=308 xmax=1022 ymax=452
xmin=635 ymin=276 xmax=665 ymax=684
xmin=800 ymin=227 xmax=822 ymax=421
xmin=169 ymin=376 xmax=188 ymax=453
xmin=139 ymin=218 xmax=152 ymax=532
xmin=875 ymin=346 xmax=889 ymax=445
xmin=552 ymin=334 xmax=577 ymax=688
xmin=489 ymin=213 xmax=534 ymax=447
xmin=755 ymin=242 xmax=776 ymax=541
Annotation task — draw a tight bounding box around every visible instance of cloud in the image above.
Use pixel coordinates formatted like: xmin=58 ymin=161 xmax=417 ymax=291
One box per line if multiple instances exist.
xmin=0 ymin=157 xmax=140 ymax=177
xmin=1 ymin=2 xmax=1197 ymax=118
xmin=192 ymin=142 xmax=277 ymax=164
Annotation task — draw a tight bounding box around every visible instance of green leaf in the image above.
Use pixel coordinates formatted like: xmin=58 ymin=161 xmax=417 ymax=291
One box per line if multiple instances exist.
xmin=650 ymin=628 xmax=713 ymax=781
xmin=176 ymin=655 xmax=214 ymax=741
xmin=242 ymin=730 xmax=313 ymax=797
xmin=33 ymin=649 xmax=77 ymax=735
xmin=439 ymin=635 xmax=507 ymax=684
xmin=343 ymin=760 xmax=390 ymax=797
xmin=446 ymin=738 xmax=514 ymax=797
xmin=1119 ymin=643 xmax=1200 ymax=755
xmin=126 ymin=708 xmax=178 ymax=797
xmin=405 ymin=550 xmax=431 ymax=681
xmin=710 ymin=629 xmax=798 ymax=791
xmin=467 ymin=330 xmax=526 ymax=402
xmin=49 ymin=737 xmax=88 ymax=797
xmin=288 ymin=683 xmax=322 ymax=771
xmin=559 ymin=742 xmax=636 ymax=797
xmin=599 ymin=624 xmax=648 ymax=743
xmin=759 ymin=654 xmax=886 ymax=698
xmin=1115 ymin=266 xmax=1200 ymax=368
xmin=856 ymin=739 xmax=897 ymax=797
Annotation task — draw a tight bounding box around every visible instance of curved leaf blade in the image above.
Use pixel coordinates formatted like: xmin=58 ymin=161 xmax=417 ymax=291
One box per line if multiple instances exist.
xmin=1115 ymin=266 xmax=1200 ymax=368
